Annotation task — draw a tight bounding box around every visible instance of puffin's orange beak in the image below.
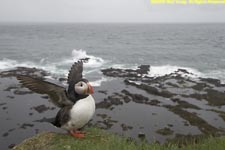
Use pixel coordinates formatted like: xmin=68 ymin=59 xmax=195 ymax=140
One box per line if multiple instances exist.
xmin=87 ymin=83 xmax=94 ymax=94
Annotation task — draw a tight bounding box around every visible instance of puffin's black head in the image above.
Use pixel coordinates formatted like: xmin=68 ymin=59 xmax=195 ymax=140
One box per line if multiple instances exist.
xmin=74 ymin=79 xmax=94 ymax=95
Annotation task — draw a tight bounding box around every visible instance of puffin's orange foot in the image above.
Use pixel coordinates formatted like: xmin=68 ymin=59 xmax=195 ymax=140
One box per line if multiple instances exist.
xmin=69 ymin=130 xmax=85 ymax=138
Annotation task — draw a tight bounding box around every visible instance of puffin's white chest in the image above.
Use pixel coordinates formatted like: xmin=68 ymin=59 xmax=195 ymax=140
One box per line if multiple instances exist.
xmin=65 ymin=95 xmax=95 ymax=130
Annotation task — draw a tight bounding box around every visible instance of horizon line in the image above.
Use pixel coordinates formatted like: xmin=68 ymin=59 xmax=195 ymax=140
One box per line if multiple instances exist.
xmin=0 ymin=21 xmax=225 ymax=24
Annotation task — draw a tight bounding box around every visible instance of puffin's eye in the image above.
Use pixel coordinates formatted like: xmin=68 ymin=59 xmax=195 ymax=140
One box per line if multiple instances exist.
xmin=80 ymin=83 xmax=83 ymax=87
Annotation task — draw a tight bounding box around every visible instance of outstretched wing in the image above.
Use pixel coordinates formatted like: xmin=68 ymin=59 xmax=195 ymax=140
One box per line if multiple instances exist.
xmin=17 ymin=76 xmax=73 ymax=108
xmin=67 ymin=61 xmax=83 ymax=85
xmin=67 ymin=61 xmax=83 ymax=101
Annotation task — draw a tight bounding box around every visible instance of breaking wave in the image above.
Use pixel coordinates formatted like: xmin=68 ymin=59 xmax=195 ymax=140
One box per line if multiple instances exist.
xmin=0 ymin=49 xmax=106 ymax=86
xmin=148 ymin=65 xmax=225 ymax=84
xmin=1 ymin=50 xmax=225 ymax=85
xmin=109 ymin=64 xmax=225 ymax=83
xmin=0 ymin=49 xmax=104 ymax=73
xmin=148 ymin=65 xmax=204 ymax=78
xmin=61 ymin=49 xmax=105 ymax=68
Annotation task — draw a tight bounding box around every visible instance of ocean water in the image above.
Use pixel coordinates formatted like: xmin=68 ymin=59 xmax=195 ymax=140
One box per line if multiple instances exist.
xmin=0 ymin=23 xmax=225 ymax=84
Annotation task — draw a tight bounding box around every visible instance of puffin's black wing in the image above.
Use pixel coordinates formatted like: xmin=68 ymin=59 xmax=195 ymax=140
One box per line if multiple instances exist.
xmin=17 ymin=76 xmax=73 ymax=108
xmin=67 ymin=61 xmax=83 ymax=101
xmin=53 ymin=105 xmax=72 ymax=127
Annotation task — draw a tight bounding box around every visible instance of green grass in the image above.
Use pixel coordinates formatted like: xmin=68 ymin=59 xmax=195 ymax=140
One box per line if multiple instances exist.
xmin=14 ymin=128 xmax=225 ymax=150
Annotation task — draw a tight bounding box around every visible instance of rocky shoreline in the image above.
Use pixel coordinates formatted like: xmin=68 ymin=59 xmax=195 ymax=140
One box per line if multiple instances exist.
xmin=1 ymin=65 xmax=225 ymax=149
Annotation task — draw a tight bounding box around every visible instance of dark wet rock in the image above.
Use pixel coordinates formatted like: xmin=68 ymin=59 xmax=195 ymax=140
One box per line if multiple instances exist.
xmin=0 ymin=102 xmax=7 ymax=106
xmin=98 ymin=90 xmax=108 ymax=95
xmin=32 ymin=105 xmax=50 ymax=113
xmin=79 ymin=57 xmax=90 ymax=63
xmin=183 ymin=89 xmax=225 ymax=106
xmin=123 ymin=95 xmax=132 ymax=103
xmin=122 ymin=89 xmax=149 ymax=103
xmin=20 ymin=123 xmax=34 ymax=129
xmin=93 ymin=113 xmax=118 ymax=130
xmin=109 ymin=107 xmax=114 ymax=110
xmin=101 ymin=65 xmax=150 ymax=78
xmin=96 ymin=89 xmax=158 ymax=109
xmin=167 ymin=124 xmax=173 ymax=127
xmin=125 ymin=80 xmax=175 ymax=98
xmin=97 ymin=119 xmax=118 ymax=130
xmin=2 ymin=132 xmax=9 ymax=137
xmin=200 ymin=78 xmax=224 ymax=87
xmin=4 ymin=86 xmax=19 ymax=91
xmin=137 ymin=65 xmax=150 ymax=74
xmin=138 ymin=132 xmax=146 ymax=139
xmin=97 ymin=114 xmax=108 ymax=119
xmin=183 ymin=121 xmax=189 ymax=126
xmin=8 ymin=143 xmax=16 ymax=149
xmin=108 ymin=95 xmax=123 ymax=105
xmin=2 ymin=129 xmax=16 ymax=138
xmin=96 ymin=100 xmax=112 ymax=109
xmin=35 ymin=129 xmax=39 ymax=134
xmin=156 ymin=127 xmax=174 ymax=136
xmin=8 ymin=128 xmax=15 ymax=132
xmin=6 ymin=96 xmax=15 ymax=99
xmin=183 ymin=93 xmax=203 ymax=100
xmin=2 ymin=106 xmax=8 ymax=110
xmin=176 ymin=69 xmax=193 ymax=75
xmin=121 ymin=123 xmax=133 ymax=131
xmin=164 ymin=105 xmax=222 ymax=134
xmin=171 ymin=98 xmax=201 ymax=110
xmin=204 ymin=89 xmax=225 ymax=106
xmin=102 ymin=68 xmax=135 ymax=78
xmin=160 ymin=90 xmax=176 ymax=98
xmin=191 ymin=82 xmax=209 ymax=91
xmin=13 ymin=90 xmax=33 ymax=95
xmin=145 ymin=99 xmax=160 ymax=106
xmin=219 ymin=114 xmax=225 ymax=122
xmin=101 ymin=66 xmax=225 ymax=109
xmin=34 ymin=117 xmax=55 ymax=123
xmin=41 ymin=95 xmax=49 ymax=99
xmin=58 ymin=77 xmax=67 ymax=82
xmin=50 ymin=107 xmax=56 ymax=110
xmin=166 ymin=82 xmax=179 ymax=88
xmin=0 ymin=67 xmax=50 ymax=78
xmin=208 ymin=109 xmax=225 ymax=122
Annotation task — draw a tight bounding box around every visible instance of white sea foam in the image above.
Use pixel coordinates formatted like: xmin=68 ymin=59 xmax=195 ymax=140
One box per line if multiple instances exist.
xmin=205 ymin=69 xmax=225 ymax=84
xmin=148 ymin=65 xmax=204 ymax=78
xmin=109 ymin=64 xmax=203 ymax=79
xmin=111 ymin=64 xmax=138 ymax=70
xmin=0 ymin=49 xmax=105 ymax=75
xmin=147 ymin=65 xmax=225 ymax=83
xmin=0 ymin=58 xmax=38 ymax=70
xmin=1 ymin=54 xmax=225 ymax=84
xmin=89 ymin=77 xmax=109 ymax=87
xmin=61 ymin=49 xmax=105 ymax=68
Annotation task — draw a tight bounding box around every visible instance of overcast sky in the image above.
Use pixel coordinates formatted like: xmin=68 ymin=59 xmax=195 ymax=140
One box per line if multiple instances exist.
xmin=0 ymin=0 xmax=225 ymax=23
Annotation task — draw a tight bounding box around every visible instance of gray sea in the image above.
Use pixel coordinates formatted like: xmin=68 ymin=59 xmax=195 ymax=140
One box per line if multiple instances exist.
xmin=0 ymin=23 xmax=225 ymax=83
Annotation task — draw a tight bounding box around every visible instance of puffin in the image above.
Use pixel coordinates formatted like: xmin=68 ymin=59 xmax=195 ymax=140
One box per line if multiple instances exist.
xmin=17 ymin=61 xmax=95 ymax=138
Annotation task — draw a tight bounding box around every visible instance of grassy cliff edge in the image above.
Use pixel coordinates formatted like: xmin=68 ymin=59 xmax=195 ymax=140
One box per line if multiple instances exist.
xmin=14 ymin=128 xmax=225 ymax=150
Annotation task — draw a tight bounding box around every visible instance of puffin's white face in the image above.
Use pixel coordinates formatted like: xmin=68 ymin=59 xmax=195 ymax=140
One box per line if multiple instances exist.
xmin=74 ymin=81 xmax=94 ymax=95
